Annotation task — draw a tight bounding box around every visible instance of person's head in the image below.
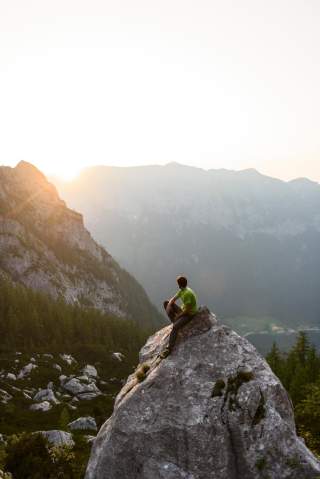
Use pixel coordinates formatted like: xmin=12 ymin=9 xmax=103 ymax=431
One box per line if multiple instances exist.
xmin=176 ymin=275 xmax=187 ymax=289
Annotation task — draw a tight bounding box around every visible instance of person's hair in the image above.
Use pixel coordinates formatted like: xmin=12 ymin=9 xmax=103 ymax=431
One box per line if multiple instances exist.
xmin=177 ymin=276 xmax=187 ymax=288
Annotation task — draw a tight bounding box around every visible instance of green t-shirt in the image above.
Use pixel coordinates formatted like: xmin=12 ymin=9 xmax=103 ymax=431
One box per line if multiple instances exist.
xmin=176 ymin=287 xmax=198 ymax=315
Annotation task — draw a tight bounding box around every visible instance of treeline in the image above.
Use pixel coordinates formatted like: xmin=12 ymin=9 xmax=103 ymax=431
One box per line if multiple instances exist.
xmin=0 ymin=277 xmax=149 ymax=357
xmin=267 ymin=333 xmax=320 ymax=454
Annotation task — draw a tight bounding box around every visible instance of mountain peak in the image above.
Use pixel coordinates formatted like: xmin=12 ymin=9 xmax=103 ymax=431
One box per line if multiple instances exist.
xmin=86 ymin=307 xmax=320 ymax=479
xmin=15 ymin=161 xmax=47 ymax=182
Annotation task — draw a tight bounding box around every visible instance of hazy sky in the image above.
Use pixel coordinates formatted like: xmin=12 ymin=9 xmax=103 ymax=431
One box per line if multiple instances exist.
xmin=1 ymin=0 xmax=320 ymax=181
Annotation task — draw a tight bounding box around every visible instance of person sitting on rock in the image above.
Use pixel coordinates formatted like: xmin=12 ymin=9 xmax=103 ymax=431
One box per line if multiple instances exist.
xmin=160 ymin=275 xmax=198 ymax=358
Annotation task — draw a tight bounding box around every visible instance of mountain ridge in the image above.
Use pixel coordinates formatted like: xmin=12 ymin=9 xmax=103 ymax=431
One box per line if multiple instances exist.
xmin=54 ymin=162 xmax=320 ymax=328
xmin=0 ymin=161 xmax=163 ymax=329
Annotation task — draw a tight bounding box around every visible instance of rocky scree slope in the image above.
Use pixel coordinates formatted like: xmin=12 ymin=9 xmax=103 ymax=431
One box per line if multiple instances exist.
xmin=86 ymin=308 xmax=320 ymax=479
xmin=0 ymin=161 xmax=162 ymax=328
xmin=0 ymin=351 xmax=127 ymax=438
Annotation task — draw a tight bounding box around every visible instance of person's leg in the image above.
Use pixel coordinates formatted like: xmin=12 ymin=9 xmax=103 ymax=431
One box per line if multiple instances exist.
xmin=168 ymin=314 xmax=194 ymax=352
xmin=163 ymin=301 xmax=182 ymax=323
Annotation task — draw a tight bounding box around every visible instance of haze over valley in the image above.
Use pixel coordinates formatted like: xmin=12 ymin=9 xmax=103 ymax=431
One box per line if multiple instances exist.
xmin=55 ymin=162 xmax=320 ymax=343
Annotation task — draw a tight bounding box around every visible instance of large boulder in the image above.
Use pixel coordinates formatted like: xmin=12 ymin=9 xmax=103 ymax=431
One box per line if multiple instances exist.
xmin=85 ymin=307 xmax=320 ymax=479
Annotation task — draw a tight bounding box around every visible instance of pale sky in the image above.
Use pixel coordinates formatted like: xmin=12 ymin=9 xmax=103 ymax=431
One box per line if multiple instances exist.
xmin=1 ymin=0 xmax=320 ymax=182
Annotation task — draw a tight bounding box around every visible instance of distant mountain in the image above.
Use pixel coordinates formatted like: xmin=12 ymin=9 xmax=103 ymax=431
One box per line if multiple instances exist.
xmin=0 ymin=161 xmax=163 ymax=329
xmin=55 ymin=163 xmax=320 ymax=328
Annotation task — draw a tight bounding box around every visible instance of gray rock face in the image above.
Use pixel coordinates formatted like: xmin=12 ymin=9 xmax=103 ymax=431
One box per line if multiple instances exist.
xmin=86 ymin=308 xmax=320 ymax=479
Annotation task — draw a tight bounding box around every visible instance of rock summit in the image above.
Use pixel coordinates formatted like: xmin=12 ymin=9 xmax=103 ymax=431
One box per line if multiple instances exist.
xmin=86 ymin=308 xmax=320 ymax=479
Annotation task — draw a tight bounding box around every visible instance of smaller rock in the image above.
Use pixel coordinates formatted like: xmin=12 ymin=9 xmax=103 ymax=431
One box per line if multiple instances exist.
xmin=30 ymin=357 xmax=36 ymax=363
xmin=0 ymin=433 xmax=5 ymax=444
xmin=63 ymin=378 xmax=101 ymax=397
xmin=82 ymin=365 xmax=98 ymax=378
xmin=78 ymin=392 xmax=101 ymax=401
xmin=0 ymin=469 xmax=13 ymax=478
xmin=77 ymin=375 xmax=92 ymax=383
xmin=68 ymin=416 xmax=97 ymax=431
xmin=38 ymin=430 xmax=74 ymax=447
xmin=0 ymin=389 xmax=12 ymax=404
xmin=33 ymin=389 xmax=59 ymax=405
xmin=17 ymin=363 xmax=37 ymax=379
xmin=59 ymin=375 xmax=67 ymax=384
xmin=60 ymin=354 xmax=76 ymax=366
xmin=47 ymin=381 xmax=54 ymax=390
xmin=68 ymin=404 xmax=77 ymax=411
xmin=30 ymin=401 xmax=52 ymax=412
xmin=43 ymin=354 xmax=54 ymax=359
xmin=53 ymin=363 xmax=62 ymax=372
xmin=112 ymin=352 xmax=125 ymax=362
xmin=6 ymin=373 xmax=16 ymax=381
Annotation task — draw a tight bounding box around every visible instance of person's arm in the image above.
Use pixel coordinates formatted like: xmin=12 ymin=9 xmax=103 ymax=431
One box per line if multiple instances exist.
xmin=168 ymin=292 xmax=180 ymax=307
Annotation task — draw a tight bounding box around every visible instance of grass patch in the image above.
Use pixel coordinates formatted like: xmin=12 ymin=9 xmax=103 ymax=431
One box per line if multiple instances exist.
xmin=256 ymin=457 xmax=266 ymax=471
xmin=211 ymin=379 xmax=226 ymax=398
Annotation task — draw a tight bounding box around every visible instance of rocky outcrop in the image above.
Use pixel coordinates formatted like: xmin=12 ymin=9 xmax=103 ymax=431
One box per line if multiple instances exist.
xmin=86 ymin=308 xmax=320 ymax=479
xmin=0 ymin=161 xmax=163 ymax=329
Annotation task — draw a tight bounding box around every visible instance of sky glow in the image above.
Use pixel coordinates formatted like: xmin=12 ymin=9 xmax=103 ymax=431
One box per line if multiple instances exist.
xmin=1 ymin=0 xmax=320 ymax=181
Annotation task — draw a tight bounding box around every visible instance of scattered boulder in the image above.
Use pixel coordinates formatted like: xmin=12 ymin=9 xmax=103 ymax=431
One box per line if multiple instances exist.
xmin=60 ymin=354 xmax=76 ymax=366
xmin=0 ymin=389 xmax=12 ymax=404
xmin=17 ymin=363 xmax=37 ymax=379
xmin=6 ymin=373 xmax=16 ymax=381
xmin=33 ymin=388 xmax=59 ymax=405
xmin=77 ymin=392 xmax=101 ymax=401
xmin=38 ymin=430 xmax=74 ymax=447
xmin=0 ymin=469 xmax=12 ymax=478
xmin=82 ymin=365 xmax=98 ymax=378
xmin=59 ymin=375 xmax=67 ymax=384
xmin=68 ymin=416 xmax=97 ymax=432
xmin=112 ymin=352 xmax=125 ymax=362
xmin=30 ymin=401 xmax=52 ymax=412
xmin=63 ymin=378 xmax=101 ymax=398
xmin=86 ymin=307 xmax=320 ymax=479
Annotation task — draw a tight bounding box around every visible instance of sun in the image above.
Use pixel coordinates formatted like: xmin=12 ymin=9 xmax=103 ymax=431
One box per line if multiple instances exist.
xmin=56 ymin=167 xmax=81 ymax=182
xmin=41 ymin=162 xmax=82 ymax=182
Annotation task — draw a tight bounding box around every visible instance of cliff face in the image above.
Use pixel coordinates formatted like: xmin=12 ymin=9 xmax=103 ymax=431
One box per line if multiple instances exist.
xmin=86 ymin=308 xmax=320 ymax=479
xmin=0 ymin=161 xmax=162 ymax=328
